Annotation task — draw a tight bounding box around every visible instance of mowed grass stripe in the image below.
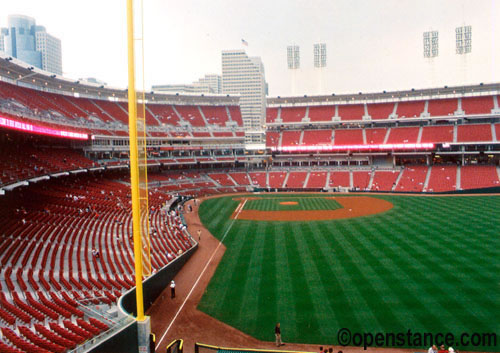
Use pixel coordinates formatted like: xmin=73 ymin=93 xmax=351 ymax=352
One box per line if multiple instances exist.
xmin=282 ymin=223 xmax=321 ymax=341
xmin=326 ymin=221 xmax=410 ymax=332
xmin=256 ymin=222 xmax=277 ymax=338
xmin=197 ymin=195 xmax=500 ymax=351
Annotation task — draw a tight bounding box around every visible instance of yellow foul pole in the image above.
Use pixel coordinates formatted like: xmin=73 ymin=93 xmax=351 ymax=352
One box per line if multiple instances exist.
xmin=126 ymin=0 xmax=145 ymax=321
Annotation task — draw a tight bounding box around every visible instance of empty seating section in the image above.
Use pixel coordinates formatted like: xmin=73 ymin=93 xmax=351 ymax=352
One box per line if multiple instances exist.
xmin=0 ymin=175 xmax=193 ymax=352
xmin=428 ymin=98 xmax=458 ymax=117
xmin=281 ymin=131 xmax=302 ymax=147
xmin=119 ymin=102 xmax=159 ymax=126
xmin=92 ymin=100 xmax=129 ymax=124
xmin=266 ymin=107 xmax=279 ymax=123
xmin=174 ymin=106 xmax=206 ymax=127
xmin=329 ymin=172 xmax=350 ymax=188
xmin=306 ymin=172 xmax=327 ymax=188
xmin=457 ymin=124 xmax=492 ymax=142
xmin=302 ymin=130 xmax=332 ymax=145
xmin=212 ymin=132 xmax=234 ymax=138
xmin=387 ymin=127 xmax=419 ymax=143
xmin=0 ymin=144 xmax=95 ymax=186
xmin=229 ymin=173 xmax=251 ymax=186
xmin=460 ymin=166 xmax=500 ymax=189
xmin=396 ymin=100 xmax=425 ymax=118
xmin=0 ymin=81 xmax=245 ymax=139
xmin=395 ymin=166 xmax=428 ymax=192
xmin=421 ymin=125 xmax=454 ymax=143
xmin=248 ymin=172 xmax=267 ymax=188
xmin=367 ymin=102 xmax=394 ymax=120
xmin=201 ymin=106 xmax=229 ymax=126
xmin=365 ymin=128 xmax=387 ymax=144
xmin=427 ymin=165 xmax=457 ymax=192
xmin=334 ymin=129 xmax=363 ymax=145
xmin=307 ymin=105 xmax=335 ymax=122
xmin=338 ymin=104 xmax=364 ymax=121
xmin=280 ymin=107 xmax=306 ymax=123
xmin=353 ymin=171 xmax=371 ymax=190
xmin=461 ymin=96 xmax=494 ymax=115
xmin=371 ymin=171 xmax=399 ymax=191
xmin=147 ymin=104 xmax=180 ymax=126
xmin=268 ymin=172 xmax=287 ymax=188
xmin=227 ymin=106 xmax=244 ymax=125
xmin=266 ymin=132 xmax=280 ymax=148
xmin=67 ymin=97 xmax=114 ymax=123
xmin=286 ymin=172 xmax=307 ymax=188
xmin=209 ymin=173 xmax=236 ymax=186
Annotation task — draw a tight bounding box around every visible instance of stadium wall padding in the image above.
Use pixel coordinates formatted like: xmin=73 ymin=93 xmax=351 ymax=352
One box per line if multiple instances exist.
xmin=90 ymin=244 xmax=198 ymax=353
xmin=89 ymin=320 xmax=138 ymax=353
xmin=120 ymin=243 xmax=198 ymax=316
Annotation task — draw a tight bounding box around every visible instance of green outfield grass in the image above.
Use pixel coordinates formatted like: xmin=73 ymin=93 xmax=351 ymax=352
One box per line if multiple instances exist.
xmin=197 ymin=194 xmax=500 ymax=351
xmin=244 ymin=196 xmax=342 ymax=211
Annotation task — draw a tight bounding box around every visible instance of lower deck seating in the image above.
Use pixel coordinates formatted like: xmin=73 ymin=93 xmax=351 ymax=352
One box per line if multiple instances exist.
xmin=395 ymin=165 xmax=428 ymax=192
xmin=460 ymin=165 xmax=500 ymax=189
xmin=427 ymin=165 xmax=457 ymax=192
xmin=0 ymin=174 xmax=193 ymax=352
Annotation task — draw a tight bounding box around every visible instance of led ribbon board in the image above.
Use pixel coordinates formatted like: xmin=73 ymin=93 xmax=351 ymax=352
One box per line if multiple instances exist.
xmin=272 ymin=143 xmax=435 ymax=152
xmin=0 ymin=115 xmax=88 ymax=140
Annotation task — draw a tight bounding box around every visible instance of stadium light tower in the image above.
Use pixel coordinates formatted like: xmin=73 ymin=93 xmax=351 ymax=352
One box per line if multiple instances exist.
xmin=456 ymin=25 xmax=472 ymax=85
xmin=423 ymin=30 xmax=439 ymax=58
xmin=287 ymin=45 xmax=300 ymax=95
xmin=313 ymin=43 xmax=326 ymax=94
xmin=456 ymin=25 xmax=472 ymax=54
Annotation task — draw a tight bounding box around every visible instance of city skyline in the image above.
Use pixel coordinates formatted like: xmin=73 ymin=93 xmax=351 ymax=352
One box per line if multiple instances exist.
xmin=0 ymin=0 xmax=498 ymax=96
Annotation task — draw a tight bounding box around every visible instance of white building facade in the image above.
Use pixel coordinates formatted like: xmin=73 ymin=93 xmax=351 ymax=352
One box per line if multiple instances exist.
xmin=222 ymin=50 xmax=267 ymax=144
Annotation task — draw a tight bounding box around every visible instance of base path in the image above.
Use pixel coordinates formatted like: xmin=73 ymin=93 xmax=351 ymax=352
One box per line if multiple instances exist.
xmin=231 ymin=196 xmax=393 ymax=221
xmin=149 ymin=194 xmax=482 ymax=353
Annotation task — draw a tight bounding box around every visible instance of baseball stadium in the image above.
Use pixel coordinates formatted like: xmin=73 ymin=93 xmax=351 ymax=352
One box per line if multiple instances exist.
xmin=0 ymin=1 xmax=499 ymax=353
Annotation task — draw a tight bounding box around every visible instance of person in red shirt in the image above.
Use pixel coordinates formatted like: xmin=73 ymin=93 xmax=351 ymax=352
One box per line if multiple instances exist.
xmin=438 ymin=344 xmax=447 ymax=353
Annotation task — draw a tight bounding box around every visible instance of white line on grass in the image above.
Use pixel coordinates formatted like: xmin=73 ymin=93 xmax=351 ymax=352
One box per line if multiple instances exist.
xmin=157 ymin=198 xmax=247 ymax=347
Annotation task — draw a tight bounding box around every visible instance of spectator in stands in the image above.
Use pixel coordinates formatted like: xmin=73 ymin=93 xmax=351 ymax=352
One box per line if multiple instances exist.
xmin=319 ymin=347 xmax=323 ymax=353
xmin=328 ymin=348 xmax=333 ymax=353
xmin=438 ymin=345 xmax=447 ymax=353
xmin=428 ymin=345 xmax=438 ymax=353
xmin=275 ymin=322 xmax=283 ymax=346
xmin=170 ymin=280 xmax=176 ymax=298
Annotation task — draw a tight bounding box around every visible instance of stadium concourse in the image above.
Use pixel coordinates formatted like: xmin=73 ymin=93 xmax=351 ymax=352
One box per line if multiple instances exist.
xmin=0 ymin=57 xmax=498 ymax=352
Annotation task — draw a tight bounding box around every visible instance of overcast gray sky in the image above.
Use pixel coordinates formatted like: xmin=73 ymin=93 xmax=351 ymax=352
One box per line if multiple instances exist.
xmin=1 ymin=0 xmax=498 ymax=96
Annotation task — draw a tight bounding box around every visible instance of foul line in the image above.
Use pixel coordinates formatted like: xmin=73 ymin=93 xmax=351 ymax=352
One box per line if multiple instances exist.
xmin=157 ymin=198 xmax=247 ymax=347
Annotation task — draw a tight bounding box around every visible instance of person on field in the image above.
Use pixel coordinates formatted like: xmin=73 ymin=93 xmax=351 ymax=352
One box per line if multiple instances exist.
xmin=170 ymin=280 xmax=176 ymax=298
xmin=275 ymin=322 xmax=283 ymax=346
xmin=428 ymin=345 xmax=437 ymax=353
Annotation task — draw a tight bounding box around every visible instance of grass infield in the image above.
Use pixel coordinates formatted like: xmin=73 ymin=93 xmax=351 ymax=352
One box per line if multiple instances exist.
xmin=243 ymin=196 xmax=342 ymax=212
xmin=197 ymin=194 xmax=499 ymax=351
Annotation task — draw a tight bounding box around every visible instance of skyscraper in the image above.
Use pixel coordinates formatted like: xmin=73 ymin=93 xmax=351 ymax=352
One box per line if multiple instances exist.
xmin=1 ymin=15 xmax=62 ymax=75
xmin=222 ymin=50 xmax=267 ymax=144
